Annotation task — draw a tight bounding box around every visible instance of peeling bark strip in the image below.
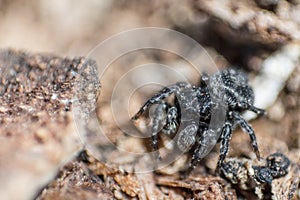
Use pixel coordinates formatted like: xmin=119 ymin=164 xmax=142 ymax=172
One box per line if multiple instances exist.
xmin=0 ymin=49 xmax=100 ymax=200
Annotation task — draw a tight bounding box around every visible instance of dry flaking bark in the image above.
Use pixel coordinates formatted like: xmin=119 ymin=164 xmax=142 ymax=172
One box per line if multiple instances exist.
xmin=0 ymin=49 xmax=100 ymax=200
xmin=156 ymin=175 xmax=237 ymax=200
xmin=36 ymin=161 xmax=114 ymax=200
xmin=37 ymin=150 xmax=238 ymax=200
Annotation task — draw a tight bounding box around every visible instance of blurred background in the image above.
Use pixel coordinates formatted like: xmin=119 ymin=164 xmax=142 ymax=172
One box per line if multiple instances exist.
xmin=1 ymin=0 xmax=299 ymax=70
xmin=0 ymin=0 xmax=256 ymax=66
xmin=0 ymin=0 xmax=195 ymax=56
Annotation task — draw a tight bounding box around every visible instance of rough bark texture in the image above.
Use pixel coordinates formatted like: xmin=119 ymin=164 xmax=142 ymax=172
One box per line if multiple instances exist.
xmin=0 ymin=50 xmax=99 ymax=200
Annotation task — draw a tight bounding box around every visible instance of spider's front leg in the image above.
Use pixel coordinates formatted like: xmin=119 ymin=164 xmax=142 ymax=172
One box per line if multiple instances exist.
xmin=187 ymin=127 xmax=218 ymax=173
xmin=131 ymin=82 xmax=190 ymax=120
xmin=232 ymin=112 xmax=260 ymax=160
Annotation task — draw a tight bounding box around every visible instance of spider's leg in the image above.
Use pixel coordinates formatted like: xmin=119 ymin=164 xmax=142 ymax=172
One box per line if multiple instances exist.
xmin=216 ymin=122 xmax=233 ymax=173
xmin=151 ymin=102 xmax=168 ymax=160
xmin=232 ymin=112 xmax=261 ymax=160
xmin=186 ymin=142 xmax=202 ymax=175
xmin=248 ymin=105 xmax=266 ymax=116
xmin=132 ymin=82 xmax=190 ymax=120
xmin=187 ymin=127 xmax=216 ymax=173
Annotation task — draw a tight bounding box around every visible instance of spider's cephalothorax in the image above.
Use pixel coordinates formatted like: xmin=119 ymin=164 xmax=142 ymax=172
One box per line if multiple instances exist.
xmin=132 ymin=68 xmax=265 ymax=172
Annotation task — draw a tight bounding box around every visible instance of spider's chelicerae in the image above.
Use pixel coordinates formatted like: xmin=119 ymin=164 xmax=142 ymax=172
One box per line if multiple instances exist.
xmin=132 ymin=68 xmax=265 ymax=172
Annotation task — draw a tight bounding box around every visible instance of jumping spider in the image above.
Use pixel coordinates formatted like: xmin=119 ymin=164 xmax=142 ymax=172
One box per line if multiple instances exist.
xmin=132 ymin=69 xmax=265 ymax=172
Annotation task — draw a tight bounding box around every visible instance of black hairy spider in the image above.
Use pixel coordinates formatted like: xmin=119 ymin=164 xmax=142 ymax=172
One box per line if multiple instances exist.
xmin=132 ymin=68 xmax=265 ymax=172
